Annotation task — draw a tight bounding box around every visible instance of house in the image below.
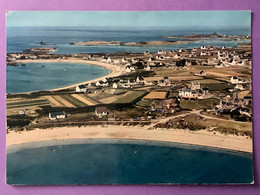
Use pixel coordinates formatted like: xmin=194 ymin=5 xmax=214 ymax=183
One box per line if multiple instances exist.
xmin=199 ymin=70 xmax=206 ymax=76
xmin=131 ymin=58 xmax=139 ymax=63
xmin=102 ymin=56 xmax=112 ymax=63
xmin=230 ymin=76 xmax=240 ymax=84
xmin=76 ymin=84 xmax=87 ymax=93
xmin=49 ymin=112 xmax=66 ymax=120
xmin=136 ymin=76 xmax=144 ymax=83
xmin=95 ymin=107 xmax=108 ymax=116
xmin=158 ymin=50 xmax=166 ymax=55
xmin=235 ymin=84 xmax=244 ymax=90
xmin=128 ymin=79 xmax=136 ymax=85
xmin=125 ymin=66 xmax=132 ymax=73
xmin=121 ymin=58 xmax=127 ymax=63
xmin=201 ymin=46 xmax=207 ymax=50
xmin=112 ymin=83 xmax=119 ymax=89
xmin=96 ymin=80 xmax=109 ymax=87
xmin=191 ymin=82 xmax=200 ymax=90
xmin=144 ymin=51 xmax=150 ymax=55
xmin=179 ymin=88 xmax=198 ymax=100
xmin=144 ymin=65 xmax=151 ymax=71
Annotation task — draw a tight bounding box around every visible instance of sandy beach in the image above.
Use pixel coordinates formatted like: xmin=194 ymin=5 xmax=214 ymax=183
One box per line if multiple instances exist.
xmin=15 ymin=59 xmax=124 ymax=92
xmin=6 ymin=126 xmax=253 ymax=153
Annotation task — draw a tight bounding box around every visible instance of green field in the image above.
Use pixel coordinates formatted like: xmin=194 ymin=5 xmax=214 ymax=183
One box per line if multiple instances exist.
xmin=61 ymin=95 xmax=87 ymax=107
xmin=180 ymin=98 xmax=220 ymax=110
xmin=191 ymin=79 xmax=225 ymax=84
xmin=7 ymin=99 xmax=50 ymax=109
xmin=114 ymin=91 xmax=147 ymax=104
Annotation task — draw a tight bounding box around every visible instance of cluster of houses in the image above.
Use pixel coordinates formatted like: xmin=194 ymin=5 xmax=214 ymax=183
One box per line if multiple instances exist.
xmin=230 ymin=76 xmax=252 ymax=91
xmin=178 ymin=82 xmax=211 ymax=100
xmin=215 ymin=93 xmax=252 ymax=117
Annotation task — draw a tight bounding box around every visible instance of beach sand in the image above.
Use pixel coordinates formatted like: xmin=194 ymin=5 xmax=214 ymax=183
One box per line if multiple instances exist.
xmin=6 ymin=126 xmax=253 ymax=153
xmin=15 ymin=59 xmax=124 ymax=92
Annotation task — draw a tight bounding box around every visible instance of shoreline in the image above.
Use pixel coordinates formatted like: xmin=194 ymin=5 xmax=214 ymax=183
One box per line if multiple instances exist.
xmin=13 ymin=59 xmax=124 ymax=93
xmin=6 ymin=126 xmax=253 ymax=153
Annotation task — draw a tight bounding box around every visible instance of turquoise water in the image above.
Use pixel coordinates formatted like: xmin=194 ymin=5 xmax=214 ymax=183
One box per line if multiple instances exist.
xmin=7 ymin=26 xmax=250 ymax=54
xmin=6 ymin=62 xmax=111 ymax=93
xmin=6 ymin=139 xmax=253 ymax=185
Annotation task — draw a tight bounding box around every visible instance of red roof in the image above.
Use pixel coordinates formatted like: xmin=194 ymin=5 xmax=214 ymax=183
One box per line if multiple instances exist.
xmin=96 ymin=107 xmax=107 ymax=113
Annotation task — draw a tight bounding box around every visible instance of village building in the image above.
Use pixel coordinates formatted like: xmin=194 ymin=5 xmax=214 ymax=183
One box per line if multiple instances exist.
xmin=136 ymin=76 xmax=144 ymax=83
xmin=144 ymin=65 xmax=151 ymax=71
xmin=144 ymin=51 xmax=150 ymax=55
xmin=95 ymin=107 xmax=108 ymax=116
xmin=95 ymin=80 xmax=109 ymax=87
xmin=75 ymin=84 xmax=87 ymax=93
xmin=158 ymin=50 xmax=166 ymax=55
xmin=191 ymin=82 xmax=200 ymax=90
xmin=178 ymin=88 xmax=198 ymax=100
xmin=49 ymin=112 xmax=66 ymax=120
xmin=102 ymin=56 xmax=112 ymax=63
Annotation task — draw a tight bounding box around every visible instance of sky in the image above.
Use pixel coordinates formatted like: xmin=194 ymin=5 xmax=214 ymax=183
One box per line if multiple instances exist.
xmin=6 ymin=11 xmax=251 ymax=28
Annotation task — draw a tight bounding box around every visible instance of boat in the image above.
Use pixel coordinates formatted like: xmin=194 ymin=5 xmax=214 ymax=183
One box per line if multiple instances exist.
xmin=20 ymin=64 xmax=26 ymax=66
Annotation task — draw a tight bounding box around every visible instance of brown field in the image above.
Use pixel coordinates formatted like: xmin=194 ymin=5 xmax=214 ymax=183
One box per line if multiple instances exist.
xmin=45 ymin=96 xmax=63 ymax=107
xmin=144 ymin=91 xmax=168 ymax=100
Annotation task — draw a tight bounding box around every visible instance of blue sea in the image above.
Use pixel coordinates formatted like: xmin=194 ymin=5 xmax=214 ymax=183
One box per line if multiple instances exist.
xmin=6 ymin=139 xmax=253 ymax=185
xmin=7 ymin=26 xmax=250 ymax=54
xmin=6 ymin=62 xmax=111 ymax=93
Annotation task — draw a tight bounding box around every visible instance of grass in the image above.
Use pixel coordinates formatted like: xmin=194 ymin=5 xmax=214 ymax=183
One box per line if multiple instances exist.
xmin=164 ymin=113 xmax=252 ymax=136
xmin=201 ymin=83 xmax=234 ymax=91
xmin=115 ymin=91 xmax=147 ymax=104
xmin=180 ymin=98 xmax=220 ymax=110
xmin=7 ymin=99 xmax=49 ymax=106
xmin=191 ymin=79 xmax=224 ymax=84
xmin=7 ymin=99 xmax=50 ymax=109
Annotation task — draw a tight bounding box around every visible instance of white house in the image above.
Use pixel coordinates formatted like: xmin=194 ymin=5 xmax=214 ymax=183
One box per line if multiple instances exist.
xmin=49 ymin=112 xmax=66 ymax=120
xmin=158 ymin=50 xmax=166 ymax=55
xmin=136 ymin=76 xmax=144 ymax=83
xmin=201 ymin=46 xmax=207 ymax=50
xmin=231 ymin=76 xmax=239 ymax=84
xmin=235 ymin=84 xmax=244 ymax=90
xmin=144 ymin=51 xmax=150 ymax=55
xmin=96 ymin=80 xmax=109 ymax=87
xmin=125 ymin=67 xmax=132 ymax=73
xmin=179 ymin=88 xmax=198 ymax=99
xmin=191 ymin=82 xmax=200 ymax=90
xmin=76 ymin=85 xmax=87 ymax=93
xmin=144 ymin=65 xmax=151 ymax=71
xmin=113 ymin=83 xmax=119 ymax=89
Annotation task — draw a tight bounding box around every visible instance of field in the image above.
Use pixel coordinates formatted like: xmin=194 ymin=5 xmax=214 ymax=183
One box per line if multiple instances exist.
xmin=180 ymin=99 xmax=220 ymax=110
xmin=114 ymin=91 xmax=147 ymax=104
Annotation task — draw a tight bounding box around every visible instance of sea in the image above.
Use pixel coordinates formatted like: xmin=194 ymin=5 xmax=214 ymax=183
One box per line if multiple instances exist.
xmin=6 ymin=26 xmax=250 ymax=93
xmin=7 ymin=139 xmax=253 ymax=185
xmin=6 ymin=26 xmax=253 ymax=185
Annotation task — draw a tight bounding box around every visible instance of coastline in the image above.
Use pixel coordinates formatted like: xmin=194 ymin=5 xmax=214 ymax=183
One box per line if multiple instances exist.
xmin=6 ymin=126 xmax=253 ymax=153
xmin=14 ymin=59 xmax=124 ymax=92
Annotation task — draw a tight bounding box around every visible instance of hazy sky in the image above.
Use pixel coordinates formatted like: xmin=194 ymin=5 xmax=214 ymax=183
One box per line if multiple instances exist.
xmin=6 ymin=11 xmax=251 ymax=28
